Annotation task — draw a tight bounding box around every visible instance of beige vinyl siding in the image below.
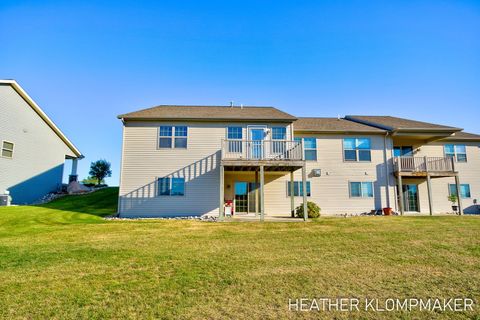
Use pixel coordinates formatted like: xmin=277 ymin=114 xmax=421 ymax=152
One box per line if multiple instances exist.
xmin=118 ymin=121 xmax=293 ymax=217
xmin=399 ymin=142 xmax=480 ymax=214
xmin=0 ymin=84 xmax=73 ymax=204
xmin=119 ymin=117 xmax=479 ymax=217
xmin=265 ymin=133 xmax=393 ymax=215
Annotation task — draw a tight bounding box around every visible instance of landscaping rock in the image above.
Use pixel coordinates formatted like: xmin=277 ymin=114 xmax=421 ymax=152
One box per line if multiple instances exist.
xmin=104 ymin=214 xmax=218 ymax=222
xmin=67 ymin=181 xmax=91 ymax=194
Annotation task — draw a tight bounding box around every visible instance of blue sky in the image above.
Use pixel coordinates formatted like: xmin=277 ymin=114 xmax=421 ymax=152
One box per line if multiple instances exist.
xmin=1 ymin=0 xmax=479 ymax=185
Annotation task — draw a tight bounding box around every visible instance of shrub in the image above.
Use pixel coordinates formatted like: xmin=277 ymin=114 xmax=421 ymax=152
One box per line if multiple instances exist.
xmin=295 ymin=201 xmax=321 ymax=218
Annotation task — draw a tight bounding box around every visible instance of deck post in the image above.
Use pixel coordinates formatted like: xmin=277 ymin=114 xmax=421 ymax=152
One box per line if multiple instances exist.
xmin=290 ymin=170 xmax=295 ymax=217
xmin=302 ymin=164 xmax=308 ymax=221
xmin=426 ymin=174 xmax=433 ymax=216
xmin=425 ymin=156 xmax=433 ymax=216
xmin=255 ymin=170 xmax=259 ymax=217
xmin=397 ymin=175 xmax=404 ymax=215
xmin=454 ymin=174 xmax=463 ymax=215
xmin=260 ymin=165 xmax=265 ymax=221
xmin=219 ymin=164 xmax=224 ymax=221
xmin=452 ymin=158 xmax=463 ymax=215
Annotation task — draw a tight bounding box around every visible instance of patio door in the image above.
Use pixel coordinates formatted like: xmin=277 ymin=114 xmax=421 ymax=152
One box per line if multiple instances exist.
xmin=234 ymin=182 xmax=259 ymax=214
xmin=402 ymin=184 xmax=419 ymax=212
xmin=248 ymin=126 xmax=266 ymax=159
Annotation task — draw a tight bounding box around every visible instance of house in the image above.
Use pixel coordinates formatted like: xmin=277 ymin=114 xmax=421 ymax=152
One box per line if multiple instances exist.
xmin=0 ymin=80 xmax=83 ymax=204
xmin=117 ymin=105 xmax=480 ymax=219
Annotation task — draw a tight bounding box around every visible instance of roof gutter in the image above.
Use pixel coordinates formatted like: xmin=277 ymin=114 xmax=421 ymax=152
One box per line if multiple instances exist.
xmin=118 ymin=117 xmax=296 ymax=123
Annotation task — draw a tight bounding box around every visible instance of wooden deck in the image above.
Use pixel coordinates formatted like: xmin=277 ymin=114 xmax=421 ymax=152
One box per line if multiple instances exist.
xmin=222 ymin=159 xmax=304 ymax=171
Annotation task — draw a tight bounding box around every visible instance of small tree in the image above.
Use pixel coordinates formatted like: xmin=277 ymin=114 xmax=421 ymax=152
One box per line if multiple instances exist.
xmin=295 ymin=201 xmax=321 ymax=218
xmin=89 ymin=159 xmax=112 ymax=185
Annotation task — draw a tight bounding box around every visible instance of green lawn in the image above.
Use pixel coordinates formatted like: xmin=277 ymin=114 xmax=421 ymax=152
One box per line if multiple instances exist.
xmin=0 ymin=188 xmax=479 ymax=319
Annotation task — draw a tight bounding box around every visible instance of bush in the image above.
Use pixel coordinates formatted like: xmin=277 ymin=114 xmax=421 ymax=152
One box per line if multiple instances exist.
xmin=295 ymin=201 xmax=321 ymax=218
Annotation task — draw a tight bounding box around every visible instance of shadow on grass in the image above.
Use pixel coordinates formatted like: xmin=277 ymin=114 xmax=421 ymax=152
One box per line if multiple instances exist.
xmin=37 ymin=187 xmax=119 ymax=217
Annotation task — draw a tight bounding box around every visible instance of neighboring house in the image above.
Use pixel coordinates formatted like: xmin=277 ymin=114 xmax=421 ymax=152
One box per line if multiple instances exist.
xmin=117 ymin=105 xmax=480 ymax=218
xmin=0 ymin=80 xmax=83 ymax=204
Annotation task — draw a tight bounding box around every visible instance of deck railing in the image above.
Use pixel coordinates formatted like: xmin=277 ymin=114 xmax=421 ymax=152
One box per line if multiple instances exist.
xmin=393 ymin=156 xmax=454 ymax=173
xmin=221 ymin=139 xmax=303 ymax=161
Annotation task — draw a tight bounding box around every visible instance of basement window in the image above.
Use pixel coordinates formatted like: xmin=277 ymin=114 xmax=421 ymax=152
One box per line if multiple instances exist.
xmin=448 ymin=184 xmax=471 ymax=198
xmin=287 ymin=181 xmax=311 ymax=197
xmin=349 ymin=182 xmax=373 ymax=198
xmin=1 ymin=141 xmax=14 ymax=158
xmin=158 ymin=177 xmax=185 ymax=196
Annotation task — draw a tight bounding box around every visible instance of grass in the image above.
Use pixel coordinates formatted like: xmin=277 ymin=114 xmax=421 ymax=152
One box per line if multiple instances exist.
xmin=0 ymin=188 xmax=479 ymax=319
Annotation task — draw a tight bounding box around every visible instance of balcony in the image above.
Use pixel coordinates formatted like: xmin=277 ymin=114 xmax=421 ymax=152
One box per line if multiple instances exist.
xmin=393 ymin=156 xmax=456 ymax=177
xmin=221 ymin=139 xmax=303 ymax=161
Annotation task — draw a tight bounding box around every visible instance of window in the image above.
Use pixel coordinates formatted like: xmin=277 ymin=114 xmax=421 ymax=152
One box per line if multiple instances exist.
xmin=272 ymin=127 xmax=287 ymax=154
xmin=272 ymin=127 xmax=286 ymax=140
xmin=174 ymin=126 xmax=188 ymax=148
xmin=349 ymin=182 xmax=373 ymax=198
xmin=445 ymin=144 xmax=467 ymax=162
xmin=343 ymin=138 xmax=371 ymax=161
xmin=159 ymin=126 xmax=188 ymax=149
xmin=287 ymin=181 xmax=311 ymax=197
xmin=394 ymin=146 xmax=413 ymax=157
xmin=227 ymin=127 xmax=242 ymax=139
xmin=449 ymin=184 xmax=471 ymax=198
xmin=295 ymin=137 xmax=317 ymax=161
xmin=158 ymin=177 xmax=185 ymax=196
xmin=227 ymin=127 xmax=243 ymax=153
xmin=1 ymin=141 xmax=14 ymax=158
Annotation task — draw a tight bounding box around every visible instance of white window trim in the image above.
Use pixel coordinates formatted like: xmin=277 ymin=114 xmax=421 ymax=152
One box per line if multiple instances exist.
xmin=226 ymin=126 xmax=243 ymax=140
xmin=444 ymin=144 xmax=467 ymax=163
xmin=271 ymin=126 xmax=287 ymax=140
xmin=448 ymin=183 xmax=471 ymax=199
xmin=295 ymin=137 xmax=317 ymax=161
xmin=1 ymin=140 xmax=14 ymax=159
xmin=343 ymin=137 xmax=372 ymax=163
xmin=157 ymin=176 xmax=186 ymax=196
xmin=158 ymin=126 xmax=188 ymax=150
xmin=348 ymin=181 xmax=374 ymax=198
xmin=247 ymin=125 xmax=268 ymax=140
xmin=286 ymin=181 xmax=311 ymax=197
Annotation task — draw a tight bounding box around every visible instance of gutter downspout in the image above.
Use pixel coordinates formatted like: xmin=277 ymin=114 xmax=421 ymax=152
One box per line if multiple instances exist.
xmin=383 ymin=132 xmax=391 ymax=208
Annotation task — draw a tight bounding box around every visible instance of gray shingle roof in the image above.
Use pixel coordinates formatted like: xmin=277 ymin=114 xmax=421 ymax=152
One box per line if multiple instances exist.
xmin=118 ymin=105 xmax=296 ymax=122
xmin=294 ymin=117 xmax=386 ymax=133
xmin=345 ymin=115 xmax=462 ymax=131
xmin=445 ymin=131 xmax=480 ymax=141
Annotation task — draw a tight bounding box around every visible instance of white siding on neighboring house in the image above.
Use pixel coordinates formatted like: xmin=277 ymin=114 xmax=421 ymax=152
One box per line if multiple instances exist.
xmin=0 ymin=83 xmax=77 ymax=204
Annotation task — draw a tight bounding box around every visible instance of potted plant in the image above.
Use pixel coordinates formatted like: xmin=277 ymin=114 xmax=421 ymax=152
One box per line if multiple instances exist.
xmin=448 ymin=194 xmax=458 ymax=214
xmin=383 ymin=207 xmax=393 ymax=216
